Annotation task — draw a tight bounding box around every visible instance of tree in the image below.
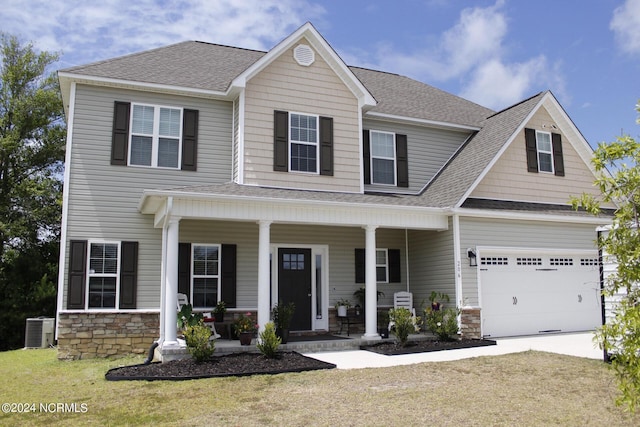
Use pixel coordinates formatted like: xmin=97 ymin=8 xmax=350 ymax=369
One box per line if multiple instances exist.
xmin=571 ymin=100 xmax=640 ymax=413
xmin=0 ymin=34 xmax=65 ymax=350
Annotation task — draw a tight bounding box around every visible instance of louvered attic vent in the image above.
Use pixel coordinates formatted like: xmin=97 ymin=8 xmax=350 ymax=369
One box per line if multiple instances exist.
xmin=293 ymin=44 xmax=315 ymax=66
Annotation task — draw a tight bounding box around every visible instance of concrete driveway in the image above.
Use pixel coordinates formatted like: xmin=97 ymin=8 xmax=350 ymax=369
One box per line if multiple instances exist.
xmin=304 ymin=332 xmax=604 ymax=370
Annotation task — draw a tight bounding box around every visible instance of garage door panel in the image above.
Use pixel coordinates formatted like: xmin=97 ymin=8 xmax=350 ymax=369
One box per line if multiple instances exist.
xmin=480 ymin=250 xmax=601 ymax=338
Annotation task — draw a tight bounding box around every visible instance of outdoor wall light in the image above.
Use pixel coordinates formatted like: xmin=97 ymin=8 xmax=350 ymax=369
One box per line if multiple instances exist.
xmin=467 ymin=248 xmax=477 ymax=267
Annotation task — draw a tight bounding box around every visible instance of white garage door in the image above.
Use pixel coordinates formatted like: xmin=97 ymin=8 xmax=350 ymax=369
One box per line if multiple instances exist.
xmin=479 ymin=249 xmax=602 ymax=338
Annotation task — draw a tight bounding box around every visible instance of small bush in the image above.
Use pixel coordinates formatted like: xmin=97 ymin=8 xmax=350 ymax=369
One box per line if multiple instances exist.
xmin=424 ymin=307 xmax=459 ymax=341
xmin=257 ymin=321 xmax=282 ymax=358
xmin=389 ymin=308 xmax=420 ymax=347
xmin=183 ymin=323 xmax=215 ymax=362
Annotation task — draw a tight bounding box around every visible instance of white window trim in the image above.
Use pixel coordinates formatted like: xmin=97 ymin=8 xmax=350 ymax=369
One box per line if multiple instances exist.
xmin=370 ymin=130 xmax=397 ymax=186
xmin=535 ymin=130 xmax=554 ymax=174
xmin=191 ymin=243 xmax=221 ymax=309
xmin=128 ymin=102 xmax=183 ymax=169
xmin=86 ymin=240 xmax=121 ymax=310
xmin=376 ymin=248 xmax=389 ymax=283
xmin=288 ymin=112 xmax=320 ymax=174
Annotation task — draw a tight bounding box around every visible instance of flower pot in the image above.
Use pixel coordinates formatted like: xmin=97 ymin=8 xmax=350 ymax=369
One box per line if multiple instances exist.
xmin=337 ymin=305 xmax=348 ymax=317
xmin=214 ymin=312 xmax=224 ymax=322
xmin=276 ymin=327 xmax=290 ymax=344
xmin=239 ymin=332 xmax=253 ymax=345
xmin=378 ymin=328 xmax=389 ymax=339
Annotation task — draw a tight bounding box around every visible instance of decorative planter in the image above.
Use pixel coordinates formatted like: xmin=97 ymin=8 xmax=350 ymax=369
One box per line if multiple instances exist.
xmin=337 ymin=305 xmax=348 ymax=317
xmin=378 ymin=328 xmax=389 ymax=339
xmin=239 ymin=332 xmax=253 ymax=345
xmin=276 ymin=327 xmax=290 ymax=344
xmin=214 ymin=312 xmax=224 ymax=322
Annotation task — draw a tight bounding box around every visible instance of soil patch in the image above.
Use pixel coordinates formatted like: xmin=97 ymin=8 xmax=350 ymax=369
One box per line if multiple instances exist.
xmin=105 ymin=351 xmax=335 ymax=381
xmin=361 ymin=338 xmax=497 ymax=355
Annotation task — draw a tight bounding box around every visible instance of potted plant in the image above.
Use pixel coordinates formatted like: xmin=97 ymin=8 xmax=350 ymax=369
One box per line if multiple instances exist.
xmin=213 ymin=300 xmax=227 ymax=322
xmin=234 ymin=312 xmax=258 ymax=345
xmin=429 ymin=291 xmax=450 ymax=311
xmin=334 ymin=299 xmax=351 ymax=317
xmin=353 ymin=287 xmax=385 ymax=307
xmin=271 ymin=301 xmax=295 ymax=343
xmin=377 ymin=310 xmax=390 ymax=338
xmin=177 ymin=303 xmax=203 ymax=332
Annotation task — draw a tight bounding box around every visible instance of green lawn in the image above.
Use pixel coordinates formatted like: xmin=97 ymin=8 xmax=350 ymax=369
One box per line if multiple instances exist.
xmin=0 ymin=348 xmax=637 ymax=426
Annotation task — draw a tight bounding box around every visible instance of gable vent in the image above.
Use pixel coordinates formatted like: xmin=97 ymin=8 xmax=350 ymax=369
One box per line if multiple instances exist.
xmin=293 ymin=44 xmax=315 ymax=66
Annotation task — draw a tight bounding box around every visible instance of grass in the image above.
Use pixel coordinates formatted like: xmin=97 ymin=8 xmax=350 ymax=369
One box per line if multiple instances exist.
xmin=0 ymin=348 xmax=638 ymax=426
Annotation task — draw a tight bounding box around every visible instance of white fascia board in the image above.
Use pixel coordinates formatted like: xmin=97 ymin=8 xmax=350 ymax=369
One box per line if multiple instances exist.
xmin=365 ymin=111 xmax=481 ymax=132
xmin=453 ymin=206 xmax=612 ymax=225
xmin=454 ymin=95 xmax=546 ymax=208
xmin=230 ymin=22 xmax=376 ymax=108
xmin=57 ymin=72 xmax=229 ymax=100
xmin=140 ymin=189 xmax=449 ymax=230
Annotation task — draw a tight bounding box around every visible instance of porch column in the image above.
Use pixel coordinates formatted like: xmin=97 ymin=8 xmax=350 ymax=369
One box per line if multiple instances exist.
xmin=363 ymin=225 xmax=381 ymax=339
xmin=257 ymin=220 xmax=272 ymax=333
xmin=163 ymin=217 xmax=181 ymax=349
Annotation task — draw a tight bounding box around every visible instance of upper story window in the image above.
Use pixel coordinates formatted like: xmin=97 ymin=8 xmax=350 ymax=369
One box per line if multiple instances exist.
xmin=130 ymin=104 xmax=182 ymax=168
xmin=289 ymin=113 xmax=319 ymax=173
xmin=87 ymin=242 xmax=120 ymax=309
xmin=535 ymin=131 xmax=553 ymax=173
xmin=524 ymin=128 xmax=565 ymax=177
xmin=370 ymin=131 xmax=396 ymax=185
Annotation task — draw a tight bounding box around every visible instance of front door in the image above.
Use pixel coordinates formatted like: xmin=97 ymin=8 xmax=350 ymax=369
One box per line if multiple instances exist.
xmin=278 ymin=248 xmax=312 ymax=331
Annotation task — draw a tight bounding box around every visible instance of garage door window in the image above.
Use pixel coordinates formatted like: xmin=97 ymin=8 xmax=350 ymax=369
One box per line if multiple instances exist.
xmin=550 ymin=258 xmax=573 ymax=266
xmin=516 ymin=257 xmax=542 ymax=265
xmin=481 ymin=256 xmax=509 ymax=265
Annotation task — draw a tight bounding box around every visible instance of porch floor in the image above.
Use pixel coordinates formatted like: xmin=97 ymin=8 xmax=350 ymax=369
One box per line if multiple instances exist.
xmin=159 ymin=333 xmax=434 ymax=361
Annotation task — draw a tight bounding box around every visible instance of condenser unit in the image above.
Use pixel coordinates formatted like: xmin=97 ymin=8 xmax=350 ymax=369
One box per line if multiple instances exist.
xmin=24 ymin=317 xmax=55 ymax=349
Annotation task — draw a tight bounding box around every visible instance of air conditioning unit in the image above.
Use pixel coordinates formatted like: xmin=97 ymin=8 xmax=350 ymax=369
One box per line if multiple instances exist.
xmin=24 ymin=317 xmax=55 ymax=349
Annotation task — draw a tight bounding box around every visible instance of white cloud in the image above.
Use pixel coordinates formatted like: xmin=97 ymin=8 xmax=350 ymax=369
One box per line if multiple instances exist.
xmin=610 ymin=0 xmax=640 ymax=55
xmin=1 ymin=0 xmax=325 ymax=67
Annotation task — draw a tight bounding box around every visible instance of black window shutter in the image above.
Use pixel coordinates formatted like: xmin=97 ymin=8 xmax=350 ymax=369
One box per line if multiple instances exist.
xmin=388 ymin=249 xmax=401 ymax=283
xmin=552 ymin=133 xmax=565 ymax=177
xmin=111 ymin=101 xmax=130 ymax=166
xmin=119 ymin=241 xmax=138 ymax=309
xmin=525 ymin=128 xmax=538 ymax=173
xmin=182 ymin=109 xmax=198 ymax=171
xmin=274 ymin=110 xmax=289 ymax=171
xmin=396 ymin=134 xmax=409 ymax=187
xmin=319 ymin=116 xmax=334 ymax=176
xmin=178 ymin=243 xmax=191 ymax=300
xmin=362 ymin=130 xmax=371 ymax=184
xmin=67 ymin=240 xmax=87 ymax=309
xmin=221 ymin=244 xmax=237 ymax=308
xmin=355 ymin=248 xmax=365 ymax=283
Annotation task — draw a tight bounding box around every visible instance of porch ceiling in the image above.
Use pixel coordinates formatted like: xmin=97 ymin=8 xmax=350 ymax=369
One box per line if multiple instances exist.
xmin=139 ymin=187 xmax=449 ymax=230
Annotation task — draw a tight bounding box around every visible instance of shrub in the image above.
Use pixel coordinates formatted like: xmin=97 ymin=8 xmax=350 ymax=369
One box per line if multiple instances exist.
xmin=183 ymin=323 xmax=215 ymax=362
xmin=389 ymin=308 xmax=420 ymax=347
xmin=257 ymin=321 xmax=281 ymax=358
xmin=424 ymin=307 xmax=459 ymax=341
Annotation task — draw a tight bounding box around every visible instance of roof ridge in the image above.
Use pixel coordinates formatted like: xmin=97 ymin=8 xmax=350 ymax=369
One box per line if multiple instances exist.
xmin=486 ymin=91 xmax=546 ymax=119
xmin=193 ymin=40 xmax=267 ymax=54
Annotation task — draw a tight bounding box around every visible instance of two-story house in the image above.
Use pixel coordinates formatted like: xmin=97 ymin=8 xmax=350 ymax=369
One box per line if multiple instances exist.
xmin=56 ymin=23 xmax=612 ymax=359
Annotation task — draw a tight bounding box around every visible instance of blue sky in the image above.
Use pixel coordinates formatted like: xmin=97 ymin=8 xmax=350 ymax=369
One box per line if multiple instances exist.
xmin=3 ymin=0 xmax=639 ymax=148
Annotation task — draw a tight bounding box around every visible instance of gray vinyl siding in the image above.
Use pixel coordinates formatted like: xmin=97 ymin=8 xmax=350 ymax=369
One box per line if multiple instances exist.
xmin=62 ymin=85 xmax=233 ymax=309
xmin=459 ymin=217 xmax=599 ymax=306
xmin=363 ymin=118 xmax=470 ymax=193
xmin=179 ymin=221 xmax=407 ymax=308
xmin=408 ymin=224 xmax=456 ymax=312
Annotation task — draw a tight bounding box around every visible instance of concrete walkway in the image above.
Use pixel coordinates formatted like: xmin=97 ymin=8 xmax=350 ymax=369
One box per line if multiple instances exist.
xmin=303 ymin=332 xmax=605 ymax=370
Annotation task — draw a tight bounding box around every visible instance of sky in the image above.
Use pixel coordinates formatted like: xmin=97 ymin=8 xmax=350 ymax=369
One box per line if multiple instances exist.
xmin=2 ymin=0 xmax=639 ymax=148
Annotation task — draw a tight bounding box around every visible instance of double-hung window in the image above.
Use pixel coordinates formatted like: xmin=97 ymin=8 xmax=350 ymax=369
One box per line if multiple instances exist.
xmin=376 ymin=249 xmax=389 ymax=283
xmin=130 ymin=103 xmax=182 ymax=168
xmin=370 ymin=131 xmax=396 ymax=185
xmin=289 ymin=113 xmax=319 ymax=173
xmin=536 ymin=131 xmax=553 ymax=173
xmin=87 ymin=242 xmax=120 ymax=309
xmin=192 ymin=244 xmax=220 ymax=308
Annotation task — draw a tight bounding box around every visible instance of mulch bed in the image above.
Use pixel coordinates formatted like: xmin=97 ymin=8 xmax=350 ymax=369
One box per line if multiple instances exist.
xmin=361 ymin=338 xmax=497 ymax=355
xmin=105 ymin=351 xmax=336 ymax=381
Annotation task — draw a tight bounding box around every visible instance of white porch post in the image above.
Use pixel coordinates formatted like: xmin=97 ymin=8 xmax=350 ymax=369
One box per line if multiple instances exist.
xmin=162 ymin=217 xmax=181 ymax=348
xmin=257 ymin=220 xmax=272 ymax=333
xmin=363 ymin=225 xmax=380 ymax=339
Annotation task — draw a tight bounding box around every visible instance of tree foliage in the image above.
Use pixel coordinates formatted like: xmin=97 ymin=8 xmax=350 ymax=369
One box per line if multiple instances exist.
xmin=571 ymin=101 xmax=640 ymax=413
xmin=0 ymin=34 xmax=65 ymax=350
